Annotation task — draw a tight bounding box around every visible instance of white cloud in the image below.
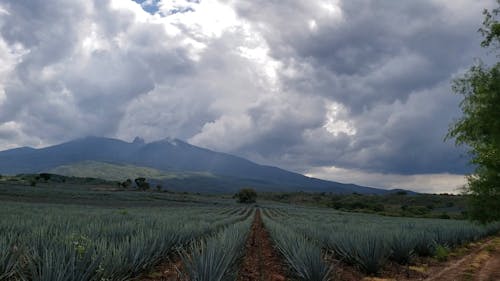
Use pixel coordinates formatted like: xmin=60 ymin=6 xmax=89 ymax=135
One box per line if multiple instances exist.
xmin=306 ymin=166 xmax=467 ymax=194
xmin=323 ymin=102 xmax=356 ymax=136
xmin=0 ymin=0 xmax=490 ymax=193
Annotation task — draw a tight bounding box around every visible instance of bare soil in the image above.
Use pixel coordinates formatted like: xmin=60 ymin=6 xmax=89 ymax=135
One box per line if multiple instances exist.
xmin=138 ymin=256 xmax=185 ymax=281
xmin=237 ymin=209 xmax=288 ymax=281
xmin=476 ymin=251 xmax=500 ymax=281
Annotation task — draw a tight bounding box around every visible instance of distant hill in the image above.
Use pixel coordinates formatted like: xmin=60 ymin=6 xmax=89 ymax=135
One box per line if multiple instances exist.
xmin=0 ymin=136 xmax=392 ymax=194
xmin=49 ymin=161 xmax=215 ymax=182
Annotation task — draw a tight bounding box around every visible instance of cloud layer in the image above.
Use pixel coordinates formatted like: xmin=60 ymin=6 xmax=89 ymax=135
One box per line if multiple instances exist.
xmin=0 ymin=0 xmax=493 ymax=191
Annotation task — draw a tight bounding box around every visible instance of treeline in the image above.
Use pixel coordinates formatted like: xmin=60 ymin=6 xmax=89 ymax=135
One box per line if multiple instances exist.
xmin=261 ymin=191 xmax=467 ymax=219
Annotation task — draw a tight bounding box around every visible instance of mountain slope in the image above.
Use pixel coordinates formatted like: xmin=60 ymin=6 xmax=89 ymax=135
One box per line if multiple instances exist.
xmin=0 ymin=136 xmax=388 ymax=194
xmin=49 ymin=161 xmax=215 ymax=182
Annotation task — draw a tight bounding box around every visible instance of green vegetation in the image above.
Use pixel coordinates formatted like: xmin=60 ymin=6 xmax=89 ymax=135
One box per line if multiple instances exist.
xmin=235 ymin=188 xmax=257 ymax=203
xmin=260 ymin=191 xmax=468 ymax=219
xmin=0 ymin=202 xmax=250 ymax=281
xmin=49 ymin=161 xmax=214 ymax=182
xmin=447 ymin=1 xmax=500 ymax=223
xmin=134 ymin=177 xmax=150 ymax=190
xmin=263 ymin=216 xmax=332 ymax=281
xmin=0 ymin=174 xmax=499 ymax=280
xmin=181 ymin=216 xmax=252 ymax=281
xmin=263 ymin=205 xmax=500 ymax=275
xmin=434 ymin=245 xmax=450 ymax=262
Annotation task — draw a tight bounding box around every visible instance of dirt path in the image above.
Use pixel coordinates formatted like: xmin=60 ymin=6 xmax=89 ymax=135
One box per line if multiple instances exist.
xmin=237 ymin=209 xmax=287 ymax=281
xmin=474 ymin=238 xmax=500 ymax=281
xmin=476 ymin=252 xmax=500 ymax=281
xmin=423 ymin=237 xmax=500 ymax=281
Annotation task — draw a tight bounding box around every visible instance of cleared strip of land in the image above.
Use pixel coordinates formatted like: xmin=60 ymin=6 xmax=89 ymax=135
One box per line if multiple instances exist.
xmin=237 ymin=209 xmax=288 ymax=281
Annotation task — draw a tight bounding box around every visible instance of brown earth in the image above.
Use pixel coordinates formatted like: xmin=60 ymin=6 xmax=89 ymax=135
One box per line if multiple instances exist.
xmin=138 ymin=256 xmax=185 ymax=281
xmin=476 ymin=250 xmax=500 ymax=281
xmin=237 ymin=209 xmax=288 ymax=281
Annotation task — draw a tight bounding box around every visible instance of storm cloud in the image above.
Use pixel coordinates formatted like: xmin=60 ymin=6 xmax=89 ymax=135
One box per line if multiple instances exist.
xmin=0 ymin=0 xmax=494 ymax=192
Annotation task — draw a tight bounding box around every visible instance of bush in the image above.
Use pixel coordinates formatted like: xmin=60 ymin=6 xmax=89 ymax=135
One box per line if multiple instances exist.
xmin=434 ymin=245 xmax=449 ymax=262
xmin=235 ymin=188 xmax=257 ymax=203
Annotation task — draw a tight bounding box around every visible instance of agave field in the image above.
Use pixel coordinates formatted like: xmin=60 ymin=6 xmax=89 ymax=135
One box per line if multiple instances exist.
xmin=1 ymin=199 xmax=499 ymax=281
xmin=0 ymin=202 xmax=253 ymax=281
xmin=262 ymin=206 xmax=500 ymax=279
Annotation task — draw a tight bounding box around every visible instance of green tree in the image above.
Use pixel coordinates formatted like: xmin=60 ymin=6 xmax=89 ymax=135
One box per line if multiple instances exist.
xmin=134 ymin=177 xmax=150 ymax=191
xmin=121 ymin=178 xmax=132 ymax=188
xmin=235 ymin=188 xmax=257 ymax=203
xmin=447 ymin=1 xmax=500 ymax=223
xmin=39 ymin=173 xmax=51 ymax=182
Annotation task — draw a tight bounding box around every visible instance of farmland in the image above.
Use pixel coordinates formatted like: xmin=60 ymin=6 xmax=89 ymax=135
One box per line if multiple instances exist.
xmin=0 ymin=177 xmax=499 ymax=280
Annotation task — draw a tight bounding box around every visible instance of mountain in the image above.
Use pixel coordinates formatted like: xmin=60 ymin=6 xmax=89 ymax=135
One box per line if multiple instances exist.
xmin=0 ymin=136 xmax=391 ymax=194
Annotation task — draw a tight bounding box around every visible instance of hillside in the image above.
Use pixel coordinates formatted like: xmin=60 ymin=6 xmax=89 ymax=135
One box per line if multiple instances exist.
xmin=49 ymin=161 xmax=215 ymax=182
xmin=0 ymin=136 xmax=390 ymax=194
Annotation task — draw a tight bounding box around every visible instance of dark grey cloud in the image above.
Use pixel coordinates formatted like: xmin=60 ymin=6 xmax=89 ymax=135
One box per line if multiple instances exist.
xmin=225 ymin=0 xmax=491 ymax=175
xmin=0 ymin=0 xmax=494 ymax=190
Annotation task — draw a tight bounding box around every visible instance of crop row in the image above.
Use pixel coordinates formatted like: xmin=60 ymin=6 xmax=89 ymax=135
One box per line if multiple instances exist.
xmin=262 ymin=214 xmax=331 ymax=281
xmin=181 ymin=212 xmax=253 ymax=281
xmin=263 ymin=206 xmax=500 ymax=276
xmin=0 ymin=202 xmax=250 ymax=281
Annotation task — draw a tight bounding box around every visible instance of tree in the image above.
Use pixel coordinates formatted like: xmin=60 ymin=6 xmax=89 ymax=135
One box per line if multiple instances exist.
xmin=121 ymin=178 xmax=132 ymax=188
xmin=235 ymin=188 xmax=257 ymax=203
xmin=447 ymin=1 xmax=500 ymax=223
xmin=134 ymin=177 xmax=150 ymax=191
xmin=39 ymin=173 xmax=51 ymax=182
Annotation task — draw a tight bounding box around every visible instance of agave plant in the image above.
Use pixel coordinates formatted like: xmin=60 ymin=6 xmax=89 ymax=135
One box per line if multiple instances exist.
xmin=413 ymin=231 xmax=437 ymax=257
xmin=181 ymin=219 xmax=250 ymax=281
xmin=0 ymin=202 xmax=251 ymax=281
xmin=25 ymin=242 xmax=101 ymax=281
xmin=264 ymin=218 xmax=332 ymax=281
xmin=0 ymin=240 xmax=20 ymax=281
xmin=389 ymin=230 xmax=417 ymax=264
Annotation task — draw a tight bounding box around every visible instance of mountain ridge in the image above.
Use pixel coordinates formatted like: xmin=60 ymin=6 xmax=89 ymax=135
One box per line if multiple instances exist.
xmin=0 ymin=136 xmax=393 ymax=194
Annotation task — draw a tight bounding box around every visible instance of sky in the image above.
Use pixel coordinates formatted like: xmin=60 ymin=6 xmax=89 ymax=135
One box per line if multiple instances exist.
xmin=0 ymin=0 xmax=495 ymax=193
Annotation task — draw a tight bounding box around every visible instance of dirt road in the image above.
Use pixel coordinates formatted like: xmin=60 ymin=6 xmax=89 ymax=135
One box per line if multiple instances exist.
xmin=237 ymin=209 xmax=287 ymax=281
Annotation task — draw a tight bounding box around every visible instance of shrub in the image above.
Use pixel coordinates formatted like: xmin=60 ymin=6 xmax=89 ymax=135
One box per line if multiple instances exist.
xmin=434 ymin=245 xmax=449 ymax=262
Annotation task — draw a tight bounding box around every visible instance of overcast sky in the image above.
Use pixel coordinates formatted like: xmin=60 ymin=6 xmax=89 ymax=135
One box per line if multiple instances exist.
xmin=0 ymin=0 xmax=495 ymax=193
